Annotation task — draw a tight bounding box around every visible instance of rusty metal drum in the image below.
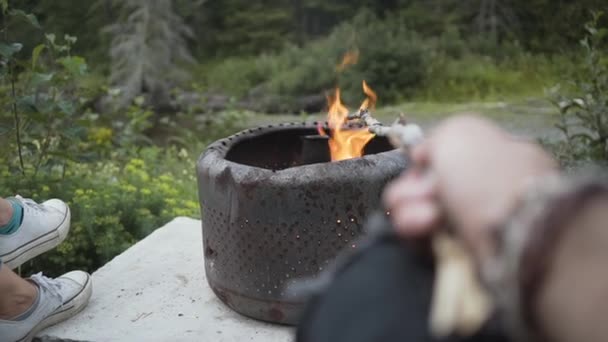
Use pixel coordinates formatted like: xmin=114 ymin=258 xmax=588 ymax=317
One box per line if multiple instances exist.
xmin=196 ymin=122 xmax=407 ymax=324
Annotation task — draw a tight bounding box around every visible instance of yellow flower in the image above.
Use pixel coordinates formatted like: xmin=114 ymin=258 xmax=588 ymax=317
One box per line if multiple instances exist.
xmin=88 ymin=127 xmax=113 ymax=145
xmin=121 ymin=184 xmax=137 ymax=193
xmin=129 ymin=159 xmax=145 ymax=168
xmin=185 ymin=200 xmax=198 ymax=209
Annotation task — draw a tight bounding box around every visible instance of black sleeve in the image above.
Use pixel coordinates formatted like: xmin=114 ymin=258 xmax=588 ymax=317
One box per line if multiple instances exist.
xmin=296 ymin=215 xmax=509 ymax=342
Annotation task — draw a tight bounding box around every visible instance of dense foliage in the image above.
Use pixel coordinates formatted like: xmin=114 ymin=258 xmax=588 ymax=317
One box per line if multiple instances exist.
xmin=10 ymin=0 xmax=608 ymax=110
xmin=0 ymin=2 xmax=249 ymax=275
xmin=548 ymin=13 xmax=608 ymax=168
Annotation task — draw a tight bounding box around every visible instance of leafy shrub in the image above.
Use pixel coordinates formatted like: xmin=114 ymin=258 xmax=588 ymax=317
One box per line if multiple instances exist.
xmin=195 ymin=56 xmax=275 ymax=98
xmin=0 ymin=5 xmax=208 ymax=277
xmin=0 ymin=31 xmax=99 ymax=177
xmin=338 ymin=12 xmax=428 ymax=104
xmin=195 ymin=8 xmax=578 ymax=109
xmin=417 ymin=37 xmax=578 ymax=102
xmin=547 ymin=12 xmax=608 ymax=168
xmin=262 ymin=11 xmax=428 ymax=105
xmin=0 ymin=147 xmax=199 ymax=276
xmin=195 ymin=10 xmax=428 ymax=109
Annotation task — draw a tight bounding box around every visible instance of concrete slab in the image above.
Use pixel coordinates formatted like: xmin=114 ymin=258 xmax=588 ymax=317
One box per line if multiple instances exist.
xmin=40 ymin=217 xmax=294 ymax=342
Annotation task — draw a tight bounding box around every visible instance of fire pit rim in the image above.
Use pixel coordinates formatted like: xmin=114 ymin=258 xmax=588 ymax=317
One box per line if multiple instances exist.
xmin=199 ymin=121 xmax=404 ymax=175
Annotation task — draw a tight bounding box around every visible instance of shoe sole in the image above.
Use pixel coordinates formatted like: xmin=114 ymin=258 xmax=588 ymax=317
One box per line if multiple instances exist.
xmin=2 ymin=206 xmax=71 ymax=270
xmin=19 ymin=273 xmax=93 ymax=342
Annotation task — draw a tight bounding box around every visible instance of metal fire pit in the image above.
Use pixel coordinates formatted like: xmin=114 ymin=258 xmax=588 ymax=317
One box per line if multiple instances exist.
xmin=196 ymin=122 xmax=407 ymax=324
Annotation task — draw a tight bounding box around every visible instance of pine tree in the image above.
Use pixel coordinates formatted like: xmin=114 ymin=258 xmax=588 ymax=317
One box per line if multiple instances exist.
xmin=103 ymin=0 xmax=194 ymax=108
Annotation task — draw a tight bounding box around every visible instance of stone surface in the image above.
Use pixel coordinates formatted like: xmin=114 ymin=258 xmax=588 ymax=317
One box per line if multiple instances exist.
xmin=39 ymin=217 xmax=294 ymax=342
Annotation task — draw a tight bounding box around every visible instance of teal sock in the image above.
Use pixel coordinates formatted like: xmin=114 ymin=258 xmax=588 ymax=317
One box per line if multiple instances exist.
xmin=0 ymin=199 xmax=23 ymax=235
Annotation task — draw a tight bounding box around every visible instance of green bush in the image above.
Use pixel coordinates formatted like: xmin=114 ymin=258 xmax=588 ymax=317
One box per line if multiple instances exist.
xmin=262 ymin=11 xmax=428 ymax=105
xmin=194 ymin=11 xmax=428 ymax=109
xmin=0 ymin=5 xmax=214 ymax=277
xmin=417 ymin=51 xmax=575 ymax=102
xmin=196 ymin=56 xmax=275 ymax=98
xmin=547 ymin=12 xmax=608 ymax=167
xmin=194 ymin=8 xmax=580 ymax=109
xmin=337 ymin=12 xmax=428 ymax=104
xmin=0 ymin=147 xmax=199 ymax=276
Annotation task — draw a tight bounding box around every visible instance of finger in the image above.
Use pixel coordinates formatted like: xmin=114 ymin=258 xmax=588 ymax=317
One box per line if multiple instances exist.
xmin=391 ymin=200 xmax=441 ymax=237
xmin=410 ymin=142 xmax=430 ymax=168
xmin=383 ymin=172 xmax=435 ymax=208
xmin=383 ymin=174 xmax=411 ymax=208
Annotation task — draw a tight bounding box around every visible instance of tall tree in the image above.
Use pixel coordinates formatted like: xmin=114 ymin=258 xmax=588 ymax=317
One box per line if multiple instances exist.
xmin=512 ymin=0 xmax=607 ymax=52
xmin=475 ymin=0 xmax=519 ymax=44
xmin=103 ymin=0 xmax=194 ymax=108
xmin=197 ymin=0 xmax=293 ymax=57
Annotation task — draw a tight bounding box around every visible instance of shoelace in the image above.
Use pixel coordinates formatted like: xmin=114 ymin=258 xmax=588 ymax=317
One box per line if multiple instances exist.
xmin=30 ymin=272 xmax=65 ymax=305
xmin=14 ymin=195 xmax=46 ymax=212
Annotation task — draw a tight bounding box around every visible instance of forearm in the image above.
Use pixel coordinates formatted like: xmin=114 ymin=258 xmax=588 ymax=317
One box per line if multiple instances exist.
xmin=482 ymin=174 xmax=608 ymax=342
xmin=535 ymin=194 xmax=608 ymax=342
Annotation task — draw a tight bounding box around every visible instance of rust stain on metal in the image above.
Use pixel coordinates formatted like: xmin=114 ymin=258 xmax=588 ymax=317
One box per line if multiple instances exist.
xmin=268 ymin=307 xmax=285 ymax=322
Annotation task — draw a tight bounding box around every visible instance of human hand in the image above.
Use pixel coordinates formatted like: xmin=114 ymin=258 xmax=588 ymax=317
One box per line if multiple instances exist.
xmin=383 ymin=115 xmax=558 ymax=258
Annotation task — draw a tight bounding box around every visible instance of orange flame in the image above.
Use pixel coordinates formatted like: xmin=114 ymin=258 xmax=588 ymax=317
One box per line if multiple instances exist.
xmin=360 ymin=80 xmax=377 ymax=111
xmin=318 ymin=86 xmax=375 ymax=161
xmin=336 ymin=50 xmax=359 ymax=72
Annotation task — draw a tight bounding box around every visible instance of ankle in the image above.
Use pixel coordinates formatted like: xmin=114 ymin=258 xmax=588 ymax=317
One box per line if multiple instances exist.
xmin=0 ymin=282 xmax=37 ymax=320
xmin=0 ymin=200 xmax=14 ymax=227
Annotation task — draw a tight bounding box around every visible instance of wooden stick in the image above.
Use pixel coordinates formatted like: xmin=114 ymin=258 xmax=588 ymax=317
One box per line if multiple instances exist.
xmin=347 ymin=109 xmax=424 ymax=148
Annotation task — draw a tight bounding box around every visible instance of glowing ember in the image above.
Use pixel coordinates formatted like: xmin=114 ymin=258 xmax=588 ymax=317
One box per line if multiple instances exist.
xmin=318 ymin=82 xmax=376 ymax=161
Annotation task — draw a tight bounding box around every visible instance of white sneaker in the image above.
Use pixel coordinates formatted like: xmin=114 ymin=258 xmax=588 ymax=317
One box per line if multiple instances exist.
xmin=0 ymin=196 xmax=71 ymax=269
xmin=0 ymin=271 xmax=93 ymax=342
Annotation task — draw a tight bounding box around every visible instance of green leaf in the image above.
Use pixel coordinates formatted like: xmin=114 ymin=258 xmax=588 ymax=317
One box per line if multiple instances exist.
xmin=32 ymin=44 xmax=46 ymax=69
xmin=0 ymin=42 xmax=23 ymax=59
xmin=35 ymin=100 xmax=55 ymax=115
xmin=17 ymin=95 xmax=42 ymax=117
xmin=58 ymin=100 xmax=75 ymax=116
xmin=30 ymin=72 xmax=54 ymax=86
xmin=61 ymin=126 xmax=86 ymax=139
xmin=71 ymin=126 xmax=86 ymax=136
xmin=0 ymin=0 xmax=7 ymax=14
xmin=9 ymin=9 xmax=41 ymax=29
xmin=17 ymin=95 xmax=53 ymax=117
xmin=58 ymin=56 xmax=87 ymax=76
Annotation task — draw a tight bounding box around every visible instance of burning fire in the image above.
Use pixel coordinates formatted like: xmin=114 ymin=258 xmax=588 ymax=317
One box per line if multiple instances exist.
xmin=318 ymin=81 xmax=377 ymax=161
xmin=360 ymin=80 xmax=377 ymax=111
